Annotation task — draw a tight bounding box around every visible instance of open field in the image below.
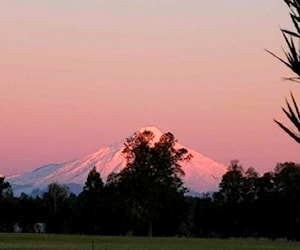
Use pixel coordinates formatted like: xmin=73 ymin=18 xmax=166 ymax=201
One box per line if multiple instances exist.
xmin=1 ymin=234 xmax=300 ymax=250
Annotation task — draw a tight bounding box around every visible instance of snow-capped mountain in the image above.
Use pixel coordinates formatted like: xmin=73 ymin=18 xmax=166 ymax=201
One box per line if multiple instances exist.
xmin=8 ymin=127 xmax=227 ymax=196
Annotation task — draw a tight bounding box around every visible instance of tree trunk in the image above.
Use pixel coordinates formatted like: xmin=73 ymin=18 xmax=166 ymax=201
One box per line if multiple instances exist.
xmin=147 ymin=221 xmax=153 ymax=237
xmin=126 ymin=230 xmax=133 ymax=236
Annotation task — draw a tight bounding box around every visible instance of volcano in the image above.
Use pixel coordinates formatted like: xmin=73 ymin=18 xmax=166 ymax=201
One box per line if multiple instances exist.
xmin=8 ymin=127 xmax=227 ymax=196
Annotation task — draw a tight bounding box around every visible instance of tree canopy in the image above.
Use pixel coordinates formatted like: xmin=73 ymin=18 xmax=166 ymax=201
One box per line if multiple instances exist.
xmin=0 ymin=176 xmax=12 ymax=198
xmin=110 ymin=129 xmax=192 ymax=236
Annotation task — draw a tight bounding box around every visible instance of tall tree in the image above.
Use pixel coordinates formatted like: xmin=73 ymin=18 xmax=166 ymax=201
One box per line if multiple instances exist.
xmin=43 ymin=183 xmax=69 ymax=233
xmin=0 ymin=177 xmax=14 ymax=232
xmin=84 ymin=166 xmax=104 ymax=196
xmin=80 ymin=166 xmax=105 ymax=234
xmin=216 ymin=160 xmax=245 ymax=205
xmin=114 ymin=130 xmax=192 ymax=236
xmin=266 ymin=0 xmax=300 ymax=143
xmin=213 ymin=161 xmax=248 ymax=237
xmin=273 ymin=162 xmax=300 ymax=239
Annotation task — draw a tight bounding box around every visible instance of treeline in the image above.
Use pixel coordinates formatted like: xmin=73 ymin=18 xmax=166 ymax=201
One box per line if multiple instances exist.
xmin=1 ymin=131 xmax=300 ymax=239
xmin=0 ymin=130 xmax=191 ymax=236
xmin=1 ymin=161 xmax=300 ymax=239
xmin=193 ymin=161 xmax=300 ymax=240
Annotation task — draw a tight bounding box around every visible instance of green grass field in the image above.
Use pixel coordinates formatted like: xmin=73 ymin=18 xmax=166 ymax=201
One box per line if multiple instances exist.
xmin=0 ymin=234 xmax=300 ymax=250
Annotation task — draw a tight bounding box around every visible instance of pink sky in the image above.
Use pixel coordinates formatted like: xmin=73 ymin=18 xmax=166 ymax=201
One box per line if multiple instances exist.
xmin=1 ymin=0 xmax=300 ymax=176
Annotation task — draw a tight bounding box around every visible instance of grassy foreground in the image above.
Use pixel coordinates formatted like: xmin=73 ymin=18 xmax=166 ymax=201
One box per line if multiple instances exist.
xmin=0 ymin=234 xmax=300 ymax=250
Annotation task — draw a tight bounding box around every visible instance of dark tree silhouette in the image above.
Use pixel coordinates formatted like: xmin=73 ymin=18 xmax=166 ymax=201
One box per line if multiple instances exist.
xmin=84 ymin=166 xmax=104 ymax=195
xmin=113 ymin=130 xmax=192 ymax=236
xmin=273 ymin=162 xmax=300 ymax=239
xmin=0 ymin=176 xmax=12 ymax=198
xmin=0 ymin=177 xmax=14 ymax=232
xmin=80 ymin=167 xmax=104 ymax=234
xmin=217 ymin=160 xmax=245 ymax=204
xmin=43 ymin=183 xmax=69 ymax=233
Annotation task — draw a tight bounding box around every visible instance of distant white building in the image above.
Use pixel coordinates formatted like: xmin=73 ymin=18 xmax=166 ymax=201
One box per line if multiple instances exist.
xmin=34 ymin=223 xmax=46 ymax=233
xmin=13 ymin=223 xmax=22 ymax=233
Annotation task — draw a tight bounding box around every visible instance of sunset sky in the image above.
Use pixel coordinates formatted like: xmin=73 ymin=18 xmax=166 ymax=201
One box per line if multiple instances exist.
xmin=1 ymin=0 xmax=300 ymax=176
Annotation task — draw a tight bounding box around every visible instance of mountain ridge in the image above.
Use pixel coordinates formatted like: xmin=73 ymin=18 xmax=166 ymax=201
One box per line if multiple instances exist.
xmin=8 ymin=127 xmax=227 ymax=196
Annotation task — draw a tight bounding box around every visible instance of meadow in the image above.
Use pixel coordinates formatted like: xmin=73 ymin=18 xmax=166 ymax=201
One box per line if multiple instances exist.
xmin=0 ymin=234 xmax=300 ymax=250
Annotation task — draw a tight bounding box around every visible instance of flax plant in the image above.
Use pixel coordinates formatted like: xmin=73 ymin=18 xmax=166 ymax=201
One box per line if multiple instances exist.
xmin=266 ymin=0 xmax=300 ymax=143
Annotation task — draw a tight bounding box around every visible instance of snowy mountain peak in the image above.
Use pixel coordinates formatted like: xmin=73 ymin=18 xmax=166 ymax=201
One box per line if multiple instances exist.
xmin=138 ymin=126 xmax=164 ymax=139
xmin=8 ymin=127 xmax=228 ymax=196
